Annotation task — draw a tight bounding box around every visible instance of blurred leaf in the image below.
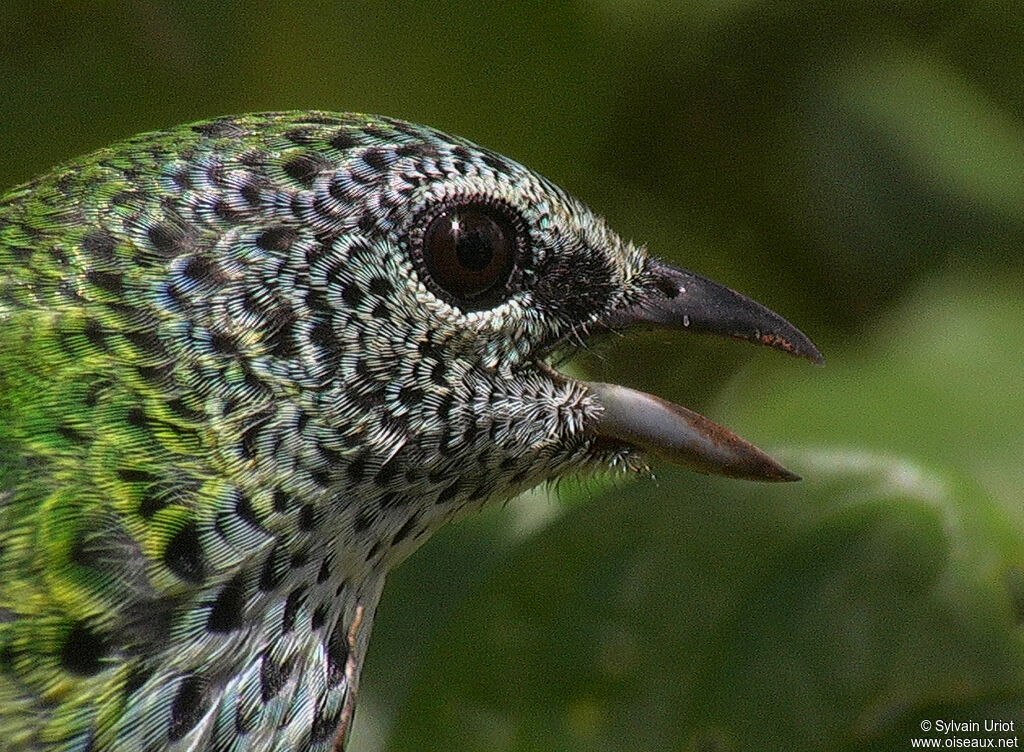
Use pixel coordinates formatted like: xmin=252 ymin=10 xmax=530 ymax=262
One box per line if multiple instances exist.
xmin=383 ymin=272 xmax=1024 ymax=751
xmin=719 ymin=270 xmax=1024 ymax=521
xmin=838 ymin=44 xmax=1024 ymax=222
xmin=386 ymin=457 xmax=1023 ymax=751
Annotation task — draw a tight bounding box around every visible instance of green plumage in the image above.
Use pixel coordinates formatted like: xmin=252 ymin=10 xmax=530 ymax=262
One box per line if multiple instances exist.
xmin=0 ymin=111 xmax=648 ymax=751
xmin=0 ymin=111 xmax=817 ymax=751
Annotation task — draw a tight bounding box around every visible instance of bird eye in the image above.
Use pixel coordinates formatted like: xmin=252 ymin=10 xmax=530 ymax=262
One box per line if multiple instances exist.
xmin=418 ymin=202 xmax=520 ymax=309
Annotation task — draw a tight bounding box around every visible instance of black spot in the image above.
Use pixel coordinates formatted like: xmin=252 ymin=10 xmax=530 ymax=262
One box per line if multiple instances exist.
xmin=310 ymin=704 xmax=343 ymax=743
xmin=305 ymin=286 xmax=330 ymax=316
xmin=168 ymin=673 xmax=208 ymax=740
xmin=430 ymin=361 xmax=448 ymax=387
xmin=207 ymin=331 xmax=236 ymax=354
xmin=374 ymin=460 xmax=399 ymax=487
xmin=126 ymin=407 xmax=148 ymax=429
xmin=192 ymin=119 xmax=240 ymax=137
xmin=436 ymin=483 xmax=459 ymax=505
xmin=436 ymin=394 xmax=453 ymax=420
xmin=467 ymin=484 xmax=490 ymax=502
xmin=362 ymin=124 xmax=392 ymax=140
xmin=83 ymin=379 xmax=108 ymax=408
xmin=229 ymin=493 xmax=262 ymax=532
xmin=310 ymin=319 xmax=334 ymax=349
xmin=346 ymin=453 xmax=370 ymax=483
xmin=256 ymin=227 xmax=299 ymax=252
xmin=68 ymin=531 xmax=99 ymax=571
xmin=207 ymin=574 xmax=246 ymax=632
xmin=264 ymin=307 xmax=299 ymax=359
xmin=9 ymin=244 xmax=33 ymax=262
xmin=272 ymin=489 xmax=292 ymax=513
xmin=390 ymin=515 xmax=419 ymax=547
xmin=241 ymin=363 xmax=269 ymax=397
xmin=298 ymin=504 xmax=317 ymax=532
xmin=283 ymin=153 xmax=325 ymax=186
xmin=364 ymin=542 xmax=381 ymax=562
xmin=57 ymin=424 xmax=87 ymax=443
xmin=290 ymin=550 xmax=308 ymax=569
xmin=55 ymin=172 xmax=77 ymax=196
xmin=330 ymin=131 xmax=359 ymax=151
xmin=81 ymin=230 xmax=117 ymax=259
xmin=124 ymin=329 xmax=169 ymax=359
xmin=260 ymin=650 xmax=292 ymax=702
xmin=282 ymin=586 xmax=307 ymax=633
xmin=311 ymin=604 xmax=328 ymax=631
xmin=362 ymin=148 xmax=388 ymax=171
xmin=353 ymin=508 xmax=374 ymax=533
xmin=367 ymin=276 xmax=393 ymax=296
xmin=163 ymin=521 xmax=205 ymax=583
xmin=167 ymin=398 xmax=205 ymax=422
xmin=86 ymin=270 xmax=123 ymax=294
xmin=118 ymin=468 xmax=158 ymax=484
xmin=258 ymin=544 xmax=286 ymax=592
xmin=377 ymin=492 xmax=404 ymax=510
xmin=182 ymin=255 xmax=221 ymax=285
xmin=357 ymin=213 xmax=375 ymax=234
xmin=170 ymin=166 xmax=193 ymax=191
xmin=395 ymin=143 xmax=426 ymax=159
xmin=239 ymin=180 xmax=262 ymax=206
xmin=147 ymin=223 xmax=187 ymax=257
xmin=138 ymin=488 xmax=171 ymax=519
xmin=416 ymin=338 xmax=439 ymax=358
xmin=325 ymin=617 xmax=350 ymax=686
xmin=347 ymin=239 xmax=375 ymax=262
xmin=234 ymin=696 xmax=256 ymax=735
xmin=61 ymin=621 xmax=107 ymax=676
xmin=481 ymin=154 xmax=507 ymax=173
xmin=341 ymin=283 xmax=364 ymax=307
xmin=397 ymin=385 xmax=424 ymax=407
xmin=316 ymin=556 xmax=333 ymax=584
xmin=83 ymin=318 xmax=109 ymax=351
xmin=240 ymin=423 xmax=260 ymax=459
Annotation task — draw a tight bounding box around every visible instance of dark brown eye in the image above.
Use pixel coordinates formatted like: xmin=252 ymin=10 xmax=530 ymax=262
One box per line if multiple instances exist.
xmin=419 ymin=203 xmax=519 ymax=309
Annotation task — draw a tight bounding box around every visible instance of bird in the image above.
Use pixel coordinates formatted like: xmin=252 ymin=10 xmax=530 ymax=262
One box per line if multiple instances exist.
xmin=0 ymin=111 xmax=821 ymax=752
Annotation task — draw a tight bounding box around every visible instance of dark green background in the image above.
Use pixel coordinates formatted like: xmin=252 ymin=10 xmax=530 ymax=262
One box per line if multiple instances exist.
xmin=3 ymin=2 xmax=1022 ymax=750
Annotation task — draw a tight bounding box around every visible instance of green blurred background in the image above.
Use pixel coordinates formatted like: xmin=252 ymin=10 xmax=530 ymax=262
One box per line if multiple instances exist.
xmin=3 ymin=2 xmax=1022 ymax=749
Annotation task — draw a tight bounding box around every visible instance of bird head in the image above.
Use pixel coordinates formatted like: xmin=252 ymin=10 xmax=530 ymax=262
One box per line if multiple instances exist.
xmin=0 ymin=111 xmax=823 ymax=751
xmin=169 ymin=113 xmax=823 ymax=560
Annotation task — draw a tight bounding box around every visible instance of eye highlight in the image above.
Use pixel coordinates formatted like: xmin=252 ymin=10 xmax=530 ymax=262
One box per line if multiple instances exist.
xmin=416 ymin=201 xmax=522 ymax=310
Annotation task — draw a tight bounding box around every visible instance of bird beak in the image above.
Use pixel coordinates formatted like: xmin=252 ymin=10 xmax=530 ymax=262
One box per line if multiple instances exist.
xmin=587 ymin=259 xmax=823 ymax=482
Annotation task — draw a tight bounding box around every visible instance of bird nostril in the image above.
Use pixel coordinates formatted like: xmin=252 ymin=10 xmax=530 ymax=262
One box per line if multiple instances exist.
xmin=653 ymin=274 xmax=682 ymax=299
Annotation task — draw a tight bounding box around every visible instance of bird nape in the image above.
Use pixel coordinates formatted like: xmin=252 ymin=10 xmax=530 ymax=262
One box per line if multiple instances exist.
xmin=0 ymin=111 xmax=821 ymax=752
